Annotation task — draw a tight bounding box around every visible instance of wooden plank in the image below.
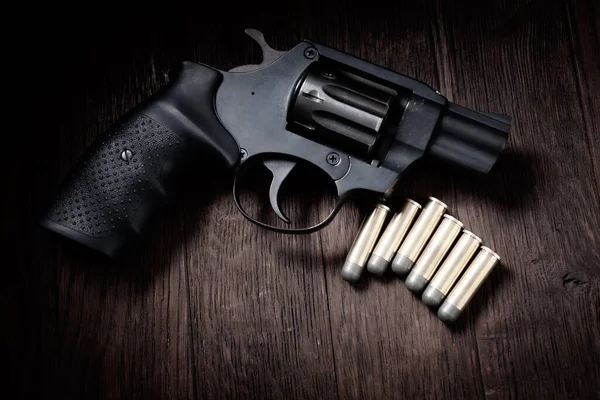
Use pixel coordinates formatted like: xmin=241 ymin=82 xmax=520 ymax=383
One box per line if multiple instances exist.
xmin=319 ymin=3 xmax=485 ymax=399
xmin=565 ymin=0 xmax=600 ymax=193
xmin=50 ymin=215 xmax=195 ymax=399
xmin=3 ymin=144 xmax=59 ymax=397
xmin=436 ymin=0 xmax=600 ymax=398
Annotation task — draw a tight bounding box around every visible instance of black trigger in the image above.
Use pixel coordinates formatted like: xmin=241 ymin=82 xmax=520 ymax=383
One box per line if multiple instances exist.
xmin=263 ymin=159 xmax=297 ymax=223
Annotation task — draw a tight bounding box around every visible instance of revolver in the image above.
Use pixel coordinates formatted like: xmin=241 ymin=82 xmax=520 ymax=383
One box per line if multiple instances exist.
xmin=41 ymin=29 xmax=511 ymax=259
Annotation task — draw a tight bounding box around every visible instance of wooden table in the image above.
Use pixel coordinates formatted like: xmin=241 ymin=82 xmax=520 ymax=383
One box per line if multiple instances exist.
xmin=7 ymin=1 xmax=599 ymax=398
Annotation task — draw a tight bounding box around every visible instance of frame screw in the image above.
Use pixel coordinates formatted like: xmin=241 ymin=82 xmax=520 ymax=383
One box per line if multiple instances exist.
xmin=120 ymin=149 xmax=133 ymax=162
xmin=304 ymin=47 xmax=318 ymax=59
xmin=240 ymin=148 xmax=248 ymax=160
xmin=326 ymin=152 xmax=340 ymax=166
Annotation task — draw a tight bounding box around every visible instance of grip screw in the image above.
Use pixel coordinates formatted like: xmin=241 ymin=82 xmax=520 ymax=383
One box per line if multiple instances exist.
xmin=326 ymin=152 xmax=340 ymax=166
xmin=304 ymin=47 xmax=318 ymax=59
xmin=120 ymin=149 xmax=133 ymax=162
xmin=240 ymin=148 xmax=248 ymax=160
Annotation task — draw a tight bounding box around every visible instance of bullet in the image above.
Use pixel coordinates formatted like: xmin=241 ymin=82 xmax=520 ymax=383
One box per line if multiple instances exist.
xmin=391 ymin=197 xmax=447 ymax=276
xmin=438 ymin=246 xmax=500 ymax=323
xmin=366 ymin=199 xmax=421 ymax=276
xmin=421 ymin=230 xmax=482 ymax=307
xmin=405 ymin=214 xmax=463 ymax=293
xmin=341 ymin=203 xmax=391 ymax=282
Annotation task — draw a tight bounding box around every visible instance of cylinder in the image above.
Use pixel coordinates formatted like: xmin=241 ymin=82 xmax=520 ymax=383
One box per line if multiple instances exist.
xmin=341 ymin=204 xmax=391 ymax=282
xmin=421 ymin=230 xmax=481 ymax=307
xmin=438 ymin=246 xmax=500 ymax=323
xmin=405 ymin=214 xmax=463 ymax=293
xmin=391 ymin=197 xmax=447 ymax=276
xmin=289 ymin=66 xmax=393 ymax=158
xmin=366 ymin=199 xmax=421 ymax=276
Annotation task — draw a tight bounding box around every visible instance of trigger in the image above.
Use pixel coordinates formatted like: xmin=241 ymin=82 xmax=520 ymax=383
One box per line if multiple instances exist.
xmin=263 ymin=159 xmax=297 ymax=223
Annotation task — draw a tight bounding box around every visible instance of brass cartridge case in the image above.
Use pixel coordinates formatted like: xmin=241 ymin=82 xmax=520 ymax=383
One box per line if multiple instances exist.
xmin=391 ymin=197 xmax=447 ymax=276
xmin=341 ymin=204 xmax=391 ymax=282
xmin=366 ymin=199 xmax=421 ymax=276
xmin=421 ymin=230 xmax=481 ymax=307
xmin=405 ymin=214 xmax=463 ymax=293
xmin=438 ymin=246 xmax=500 ymax=323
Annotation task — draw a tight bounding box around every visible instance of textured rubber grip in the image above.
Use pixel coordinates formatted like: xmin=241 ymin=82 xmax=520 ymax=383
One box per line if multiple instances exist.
xmin=41 ymin=62 xmax=240 ymax=258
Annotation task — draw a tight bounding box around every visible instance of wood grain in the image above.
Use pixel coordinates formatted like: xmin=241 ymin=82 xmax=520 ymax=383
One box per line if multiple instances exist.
xmin=565 ymin=0 xmax=600 ymax=193
xmin=437 ymin=0 xmax=600 ymax=398
xmin=5 ymin=1 xmax=600 ymax=399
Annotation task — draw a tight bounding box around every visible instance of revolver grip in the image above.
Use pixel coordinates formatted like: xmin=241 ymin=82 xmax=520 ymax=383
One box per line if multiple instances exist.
xmin=41 ymin=62 xmax=240 ymax=258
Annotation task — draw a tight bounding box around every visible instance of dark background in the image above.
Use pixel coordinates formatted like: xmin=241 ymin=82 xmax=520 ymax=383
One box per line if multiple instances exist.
xmin=5 ymin=0 xmax=599 ymax=398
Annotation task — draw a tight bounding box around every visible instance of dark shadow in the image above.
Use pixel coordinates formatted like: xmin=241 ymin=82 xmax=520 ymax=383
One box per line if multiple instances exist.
xmin=380 ymin=266 xmax=407 ymax=285
xmin=390 ymin=148 xmax=539 ymax=211
xmin=451 ymin=149 xmax=539 ymax=209
xmin=346 ymin=275 xmax=372 ymax=291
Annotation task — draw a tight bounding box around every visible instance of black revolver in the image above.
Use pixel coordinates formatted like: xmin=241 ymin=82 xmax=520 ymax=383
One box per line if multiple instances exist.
xmin=41 ymin=29 xmax=510 ymax=258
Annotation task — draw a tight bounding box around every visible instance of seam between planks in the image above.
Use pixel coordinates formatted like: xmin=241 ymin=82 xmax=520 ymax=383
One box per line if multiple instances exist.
xmin=562 ymin=0 xmax=600 ymax=199
xmin=183 ymin=208 xmax=199 ymax=400
xmin=319 ymin=232 xmax=341 ymax=400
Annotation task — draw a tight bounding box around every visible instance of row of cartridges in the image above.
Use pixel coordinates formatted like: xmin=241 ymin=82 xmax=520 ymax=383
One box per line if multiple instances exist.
xmin=341 ymin=197 xmax=501 ymax=323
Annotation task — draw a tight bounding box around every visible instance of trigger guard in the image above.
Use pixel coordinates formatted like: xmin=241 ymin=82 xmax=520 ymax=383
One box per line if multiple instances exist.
xmin=232 ymin=159 xmax=350 ymax=234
